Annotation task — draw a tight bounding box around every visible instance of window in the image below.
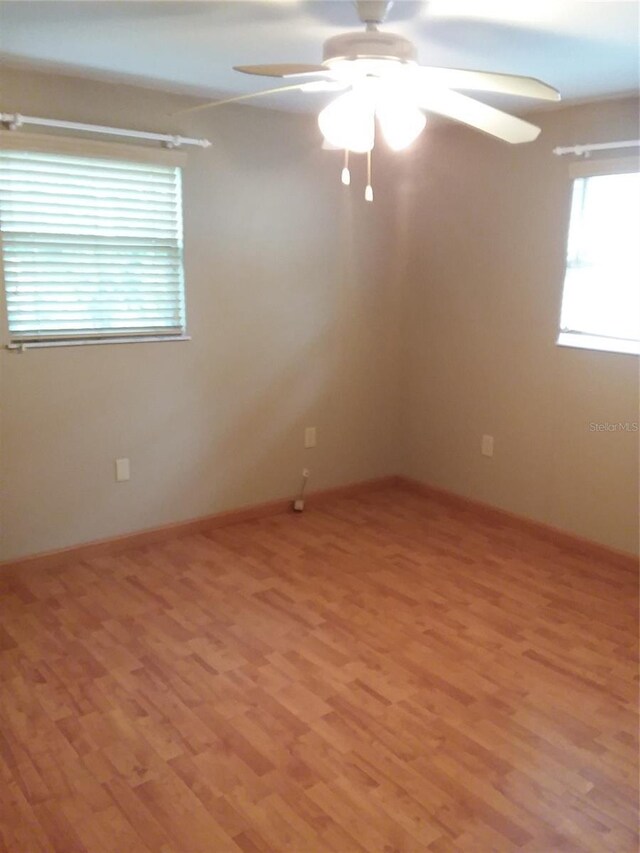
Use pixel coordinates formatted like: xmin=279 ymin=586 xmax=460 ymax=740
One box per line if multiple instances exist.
xmin=558 ymin=162 xmax=640 ymax=356
xmin=0 ymin=148 xmax=186 ymax=346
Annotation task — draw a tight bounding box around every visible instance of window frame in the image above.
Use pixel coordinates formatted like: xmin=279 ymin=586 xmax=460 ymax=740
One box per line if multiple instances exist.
xmin=556 ymin=155 xmax=640 ymax=357
xmin=0 ymin=132 xmax=190 ymax=350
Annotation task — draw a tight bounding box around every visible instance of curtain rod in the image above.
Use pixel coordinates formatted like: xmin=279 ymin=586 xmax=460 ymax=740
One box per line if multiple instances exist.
xmin=553 ymin=139 xmax=639 ymax=157
xmin=0 ymin=112 xmax=211 ymax=149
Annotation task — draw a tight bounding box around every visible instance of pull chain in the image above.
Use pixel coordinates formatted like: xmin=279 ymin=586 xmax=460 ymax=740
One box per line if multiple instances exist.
xmin=341 ymin=149 xmax=351 ymax=186
xmin=365 ymin=148 xmax=373 ymax=202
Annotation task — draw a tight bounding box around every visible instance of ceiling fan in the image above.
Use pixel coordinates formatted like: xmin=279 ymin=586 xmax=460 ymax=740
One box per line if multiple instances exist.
xmin=181 ymin=0 xmax=560 ymax=197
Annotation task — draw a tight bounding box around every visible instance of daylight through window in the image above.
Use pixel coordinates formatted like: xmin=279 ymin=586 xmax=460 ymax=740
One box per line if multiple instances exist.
xmin=558 ymin=168 xmax=640 ymax=355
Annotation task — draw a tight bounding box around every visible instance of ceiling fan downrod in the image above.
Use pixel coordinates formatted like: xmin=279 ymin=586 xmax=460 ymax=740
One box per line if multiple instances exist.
xmin=355 ymin=0 xmax=394 ymax=30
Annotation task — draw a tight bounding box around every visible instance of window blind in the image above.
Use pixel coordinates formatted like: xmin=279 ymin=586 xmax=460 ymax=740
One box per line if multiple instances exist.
xmin=0 ymin=149 xmax=186 ymax=342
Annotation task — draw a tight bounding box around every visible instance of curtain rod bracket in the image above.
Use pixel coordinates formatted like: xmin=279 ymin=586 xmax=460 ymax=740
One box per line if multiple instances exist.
xmin=163 ymin=136 xmax=183 ymax=150
xmin=1 ymin=113 xmax=23 ymax=131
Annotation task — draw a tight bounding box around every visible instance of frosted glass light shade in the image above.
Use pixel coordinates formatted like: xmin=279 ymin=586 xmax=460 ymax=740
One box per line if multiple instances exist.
xmin=318 ymin=90 xmax=375 ymax=154
xmin=376 ymin=97 xmax=426 ymax=151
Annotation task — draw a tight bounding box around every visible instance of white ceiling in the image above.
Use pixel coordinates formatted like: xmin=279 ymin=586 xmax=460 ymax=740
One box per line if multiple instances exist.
xmin=0 ymin=1 xmax=638 ymax=113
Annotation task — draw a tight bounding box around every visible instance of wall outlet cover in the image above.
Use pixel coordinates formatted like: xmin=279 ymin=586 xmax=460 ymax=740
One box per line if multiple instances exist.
xmin=481 ymin=435 xmax=494 ymax=457
xmin=115 ymin=457 xmax=130 ymax=481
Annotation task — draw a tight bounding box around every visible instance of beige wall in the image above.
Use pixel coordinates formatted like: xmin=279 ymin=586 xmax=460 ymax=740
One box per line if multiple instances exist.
xmin=399 ymin=97 xmax=640 ymax=555
xmin=0 ymin=68 xmax=404 ymax=560
xmin=1 ymin=69 xmax=637 ymax=560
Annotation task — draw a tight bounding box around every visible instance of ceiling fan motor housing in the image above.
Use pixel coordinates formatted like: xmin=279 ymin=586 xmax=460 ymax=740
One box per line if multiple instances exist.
xmin=322 ymin=31 xmax=417 ymax=66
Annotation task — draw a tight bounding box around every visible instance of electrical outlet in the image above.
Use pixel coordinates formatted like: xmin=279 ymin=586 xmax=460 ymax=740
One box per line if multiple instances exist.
xmin=115 ymin=457 xmax=130 ymax=482
xmin=481 ymin=435 xmax=494 ymax=458
xmin=304 ymin=427 xmax=317 ymax=448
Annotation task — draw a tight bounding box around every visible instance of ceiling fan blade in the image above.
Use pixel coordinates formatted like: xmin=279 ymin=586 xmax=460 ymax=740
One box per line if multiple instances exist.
xmin=299 ymin=81 xmax=350 ymax=93
xmin=415 ymin=66 xmax=560 ymax=101
xmin=415 ymin=87 xmax=541 ymax=143
xmin=176 ymin=83 xmax=316 ymax=115
xmin=234 ymin=64 xmax=328 ymax=78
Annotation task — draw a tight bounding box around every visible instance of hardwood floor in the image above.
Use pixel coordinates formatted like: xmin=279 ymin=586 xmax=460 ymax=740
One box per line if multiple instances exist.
xmin=1 ymin=485 xmax=637 ymax=852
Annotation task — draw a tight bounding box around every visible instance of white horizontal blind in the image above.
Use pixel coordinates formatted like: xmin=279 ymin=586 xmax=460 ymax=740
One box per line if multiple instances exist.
xmin=560 ymin=171 xmax=640 ymax=346
xmin=0 ymin=149 xmax=185 ymax=341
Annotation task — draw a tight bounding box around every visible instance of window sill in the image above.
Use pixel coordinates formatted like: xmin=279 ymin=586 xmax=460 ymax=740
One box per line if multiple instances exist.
xmin=557 ymin=331 xmax=639 ymax=356
xmin=5 ymin=334 xmax=191 ymax=351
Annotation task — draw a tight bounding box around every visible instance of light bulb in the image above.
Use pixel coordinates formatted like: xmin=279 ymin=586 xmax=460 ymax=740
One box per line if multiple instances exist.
xmin=365 ymin=185 xmax=374 ymax=202
xmin=376 ymin=95 xmax=426 ymax=151
xmin=318 ymin=89 xmax=375 ymax=154
xmin=341 ymin=167 xmax=351 ymax=186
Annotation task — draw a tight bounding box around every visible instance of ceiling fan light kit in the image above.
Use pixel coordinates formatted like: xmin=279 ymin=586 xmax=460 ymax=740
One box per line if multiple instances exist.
xmin=218 ymin=0 xmax=561 ymax=202
xmin=318 ymin=83 xmax=377 ymax=154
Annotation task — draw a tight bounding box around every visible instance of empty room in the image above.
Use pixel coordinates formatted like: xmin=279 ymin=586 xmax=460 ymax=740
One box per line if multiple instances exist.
xmin=0 ymin=1 xmax=638 ymax=850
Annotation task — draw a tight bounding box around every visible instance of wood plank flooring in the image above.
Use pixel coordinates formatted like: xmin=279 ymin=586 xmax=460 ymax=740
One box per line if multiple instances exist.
xmin=1 ymin=485 xmax=638 ymax=852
